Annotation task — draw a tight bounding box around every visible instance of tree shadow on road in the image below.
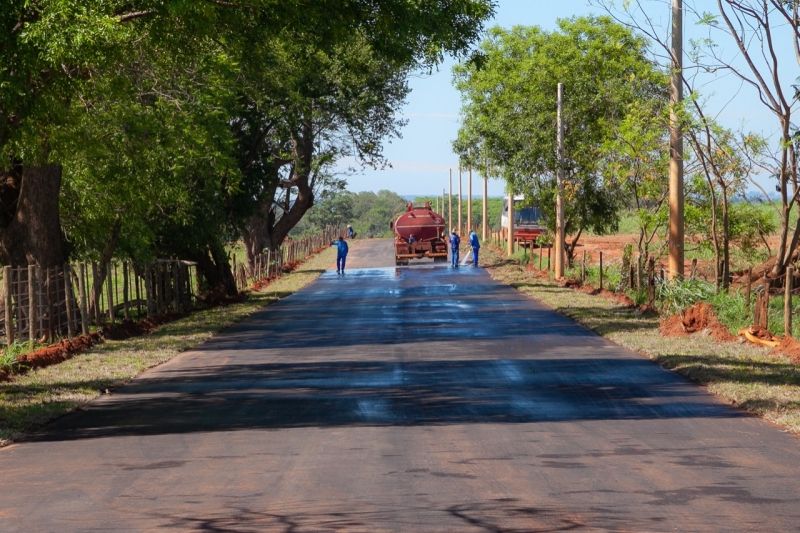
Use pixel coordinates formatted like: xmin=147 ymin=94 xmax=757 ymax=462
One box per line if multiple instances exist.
xmin=26 ymin=356 xmax=746 ymax=442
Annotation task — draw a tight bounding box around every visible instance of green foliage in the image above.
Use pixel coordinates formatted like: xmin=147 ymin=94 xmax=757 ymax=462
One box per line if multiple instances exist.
xmin=454 ymin=16 xmax=666 ymax=244
xmin=353 ymin=191 xmax=409 ymax=238
xmin=1 ymin=341 xmax=35 ymax=372
xmin=657 ymin=278 xmax=717 ymax=316
xmin=1 ymin=1 xmax=494 ymax=277
xmin=709 ymin=290 xmax=749 ymax=335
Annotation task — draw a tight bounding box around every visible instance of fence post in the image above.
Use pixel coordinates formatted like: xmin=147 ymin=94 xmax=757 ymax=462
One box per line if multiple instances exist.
xmin=172 ymin=261 xmax=180 ymax=312
xmin=122 ymin=261 xmax=130 ymax=321
xmin=28 ymin=264 xmax=36 ymax=342
xmin=3 ymin=266 xmax=13 ymax=344
xmin=146 ymin=266 xmax=155 ymax=317
xmin=690 ymin=258 xmax=698 ymax=280
xmin=64 ymin=264 xmax=74 ymax=338
xmin=599 ymin=252 xmax=604 ymax=290
xmin=755 ymin=275 xmax=770 ymax=330
xmin=106 ymin=262 xmax=114 ymax=323
xmin=45 ymin=268 xmax=54 ymax=342
xmin=78 ymin=263 xmax=88 ymax=335
xmin=91 ymin=262 xmax=101 ymax=326
xmin=785 ymin=266 xmax=794 ymax=337
xmin=581 ymin=251 xmax=586 ymax=282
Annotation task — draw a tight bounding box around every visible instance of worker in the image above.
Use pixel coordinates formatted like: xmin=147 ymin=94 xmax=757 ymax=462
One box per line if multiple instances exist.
xmin=449 ymin=230 xmax=460 ymax=268
xmin=347 ymin=225 xmax=355 ymax=238
xmin=332 ymin=236 xmax=349 ymax=275
xmin=469 ymin=229 xmax=480 ymax=267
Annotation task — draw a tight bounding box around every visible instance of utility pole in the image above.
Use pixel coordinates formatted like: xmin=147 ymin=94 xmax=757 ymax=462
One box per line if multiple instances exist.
xmin=482 ymin=158 xmax=488 ymax=242
xmin=448 ymin=169 xmax=453 ymax=232
xmin=669 ymin=0 xmax=684 ymax=279
xmin=555 ymin=82 xmax=565 ymax=279
xmin=506 ymin=191 xmax=515 ymax=256
xmin=467 ymin=164 xmax=473 ymax=233
xmin=458 ymin=166 xmax=463 ymax=236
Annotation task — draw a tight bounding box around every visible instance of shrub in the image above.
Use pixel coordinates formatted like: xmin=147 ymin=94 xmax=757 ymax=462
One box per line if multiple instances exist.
xmin=657 ymin=278 xmax=716 ymax=316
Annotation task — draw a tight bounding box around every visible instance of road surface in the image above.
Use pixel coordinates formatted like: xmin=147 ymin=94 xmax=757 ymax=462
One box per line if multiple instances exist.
xmin=1 ymin=239 xmax=800 ymax=531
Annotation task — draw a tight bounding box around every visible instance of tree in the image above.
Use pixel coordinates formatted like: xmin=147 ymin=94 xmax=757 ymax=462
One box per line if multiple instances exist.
xmin=233 ymin=2 xmax=495 ymax=266
xmin=601 ymin=98 xmax=670 ymax=269
xmin=596 ymin=0 xmax=799 ymax=276
xmin=352 ymin=191 xmax=409 ymax=238
xmin=1 ymin=0 xmax=495 ymax=272
xmin=685 ymin=114 xmax=765 ymax=287
xmin=454 ymin=17 xmax=666 ymax=259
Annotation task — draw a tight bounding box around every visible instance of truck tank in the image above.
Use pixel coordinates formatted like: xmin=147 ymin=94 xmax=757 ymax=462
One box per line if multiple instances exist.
xmin=393 ymin=202 xmax=449 ymax=265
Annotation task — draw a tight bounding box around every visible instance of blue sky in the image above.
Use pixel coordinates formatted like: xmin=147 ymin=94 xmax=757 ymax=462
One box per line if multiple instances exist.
xmin=342 ymin=0 xmax=794 ymax=198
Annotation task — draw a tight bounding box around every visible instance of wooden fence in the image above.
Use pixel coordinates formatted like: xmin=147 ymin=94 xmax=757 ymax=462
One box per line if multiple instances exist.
xmin=231 ymin=226 xmax=342 ymax=292
xmin=0 ymin=225 xmax=343 ymax=347
xmin=1 ymin=260 xmax=196 ymax=346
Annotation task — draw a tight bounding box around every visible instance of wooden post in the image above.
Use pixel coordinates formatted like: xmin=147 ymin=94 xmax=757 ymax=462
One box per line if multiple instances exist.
xmin=172 ymin=261 xmax=180 ymax=312
xmin=636 ymin=258 xmax=642 ymax=290
xmin=599 ymin=251 xmax=604 ymax=291
xmin=458 ymin=166 xmax=463 ymax=236
xmin=28 ymin=264 xmax=36 ymax=342
xmin=690 ymin=258 xmax=698 ymax=279
xmin=467 ymin=164 xmax=473 ymax=233
xmin=45 ymin=268 xmax=53 ymax=342
xmin=77 ymin=263 xmax=89 ymax=335
xmin=146 ymin=266 xmax=155 ymax=317
xmin=91 ymin=262 xmax=101 ymax=326
xmin=555 ymin=82 xmax=566 ymax=280
xmin=3 ymin=266 xmax=13 ymax=344
xmin=106 ymin=262 xmax=114 ymax=323
xmin=581 ymin=251 xmax=586 ymax=282
xmin=123 ymin=262 xmax=130 ymax=321
xmin=785 ymin=266 xmax=794 ymax=337
xmin=448 ymin=169 xmax=453 ymax=233
xmin=135 ymin=269 xmax=142 ymax=318
xmin=668 ymin=0 xmax=684 ymax=279
xmin=755 ymin=275 xmax=770 ymax=330
xmin=547 ymin=246 xmax=551 ymax=271
xmin=64 ymin=265 xmax=74 ymax=338
xmin=506 ymin=192 xmax=514 ymax=257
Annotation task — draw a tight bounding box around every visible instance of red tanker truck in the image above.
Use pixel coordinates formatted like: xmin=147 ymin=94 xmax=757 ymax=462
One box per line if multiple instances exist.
xmin=392 ymin=202 xmax=448 ymax=265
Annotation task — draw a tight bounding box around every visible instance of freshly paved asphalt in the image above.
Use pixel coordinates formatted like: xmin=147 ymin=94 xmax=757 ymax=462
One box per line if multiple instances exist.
xmin=2 ymin=239 xmax=800 ymax=531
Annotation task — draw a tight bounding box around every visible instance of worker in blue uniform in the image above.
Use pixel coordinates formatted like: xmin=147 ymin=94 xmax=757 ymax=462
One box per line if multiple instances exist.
xmin=469 ymin=229 xmax=480 ymax=267
xmin=332 ymin=236 xmax=349 ymax=274
xmin=449 ymin=230 xmax=460 ymax=268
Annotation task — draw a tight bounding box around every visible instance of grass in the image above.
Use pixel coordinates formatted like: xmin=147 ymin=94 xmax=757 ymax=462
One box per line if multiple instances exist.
xmin=482 ymin=244 xmax=800 ymax=435
xmin=0 ymin=247 xmax=335 ymax=446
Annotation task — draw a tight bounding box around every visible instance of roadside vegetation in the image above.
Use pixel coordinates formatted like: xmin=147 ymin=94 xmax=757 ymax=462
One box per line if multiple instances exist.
xmin=0 ymin=248 xmax=335 ymax=446
xmin=482 ymin=244 xmax=800 ymax=434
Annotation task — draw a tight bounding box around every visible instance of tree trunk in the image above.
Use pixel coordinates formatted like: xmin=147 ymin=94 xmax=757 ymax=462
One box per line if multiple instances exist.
xmin=193 ymin=239 xmax=237 ymax=300
xmin=720 ymin=185 xmax=730 ymax=290
xmin=0 ymin=164 xmax=66 ymax=266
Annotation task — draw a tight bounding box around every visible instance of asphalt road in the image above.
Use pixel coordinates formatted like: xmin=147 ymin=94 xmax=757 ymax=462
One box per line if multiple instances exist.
xmin=2 ymin=239 xmax=800 ymax=531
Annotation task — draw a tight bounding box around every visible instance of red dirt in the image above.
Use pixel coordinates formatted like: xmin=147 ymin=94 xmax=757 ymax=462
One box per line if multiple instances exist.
xmin=16 ymin=333 xmax=103 ymax=370
xmin=3 ymin=313 xmax=187 ymax=380
xmin=659 ymin=302 xmax=736 ymax=342
xmin=773 ymin=336 xmax=800 ymax=361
